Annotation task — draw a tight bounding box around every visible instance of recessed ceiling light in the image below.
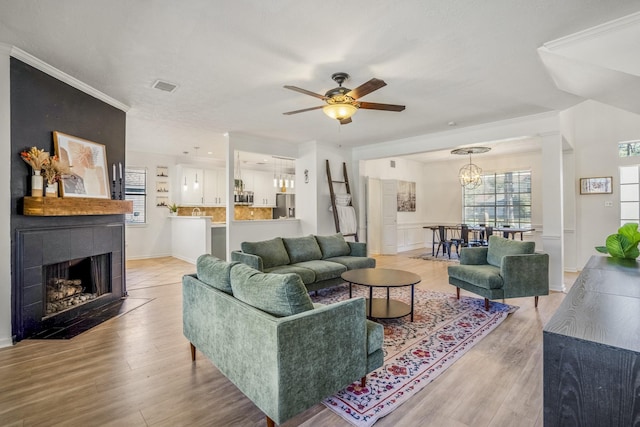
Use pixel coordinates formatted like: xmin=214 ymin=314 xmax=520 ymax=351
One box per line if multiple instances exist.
xmin=448 ymin=121 xmax=457 ymax=126
xmin=152 ymin=80 xmax=178 ymax=93
xmin=207 ymin=151 xmax=213 ymax=155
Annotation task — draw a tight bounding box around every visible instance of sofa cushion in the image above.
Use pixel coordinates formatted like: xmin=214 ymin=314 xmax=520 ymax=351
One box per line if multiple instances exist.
xmin=315 ymin=233 xmax=351 ymax=259
xmin=196 ymin=254 xmax=238 ymax=294
xmin=283 ymin=235 xmax=323 ymax=263
xmin=264 ymin=265 xmax=316 ymax=285
xmin=241 ymin=237 xmax=290 ymax=269
xmin=230 ymin=263 xmax=314 ymax=317
xmin=291 ymin=260 xmax=347 ymax=282
xmin=325 ymin=256 xmax=375 ymax=270
xmin=447 ymin=264 xmax=504 ymax=289
xmin=486 ymin=236 xmax=535 ymax=267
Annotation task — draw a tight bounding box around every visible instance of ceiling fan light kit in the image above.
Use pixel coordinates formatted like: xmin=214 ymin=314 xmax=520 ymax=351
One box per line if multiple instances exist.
xmin=283 ymin=72 xmax=405 ymax=125
xmin=451 ymin=146 xmax=491 ymax=190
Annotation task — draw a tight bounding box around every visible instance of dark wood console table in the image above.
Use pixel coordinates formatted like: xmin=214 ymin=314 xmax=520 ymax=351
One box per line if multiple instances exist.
xmin=543 ymin=255 xmax=640 ymax=426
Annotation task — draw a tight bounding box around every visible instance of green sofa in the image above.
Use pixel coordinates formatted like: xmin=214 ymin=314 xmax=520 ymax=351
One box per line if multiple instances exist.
xmin=231 ymin=233 xmax=375 ymax=292
xmin=447 ymin=235 xmax=549 ymax=310
xmin=183 ymin=254 xmax=384 ymax=427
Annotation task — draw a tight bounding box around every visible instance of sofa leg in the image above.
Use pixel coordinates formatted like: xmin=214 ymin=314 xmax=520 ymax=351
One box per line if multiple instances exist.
xmin=361 ymin=376 xmax=366 ymax=387
xmin=266 ymin=416 xmax=275 ymax=427
xmin=190 ymin=343 xmax=196 ymax=361
xmin=456 ymin=287 xmax=460 ymax=300
xmin=484 ymin=298 xmax=490 ymax=311
xmin=535 ymin=295 xmax=539 ymax=308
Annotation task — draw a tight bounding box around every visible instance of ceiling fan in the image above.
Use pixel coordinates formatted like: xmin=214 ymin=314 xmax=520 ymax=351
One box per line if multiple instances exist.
xmin=283 ymin=72 xmax=406 ymax=125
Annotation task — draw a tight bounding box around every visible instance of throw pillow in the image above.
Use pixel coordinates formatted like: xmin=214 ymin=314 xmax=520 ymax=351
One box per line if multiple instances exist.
xmin=315 ymin=233 xmax=351 ymax=259
xmin=241 ymin=237 xmax=290 ymax=269
xmin=486 ymin=235 xmax=535 ymax=267
xmin=196 ymin=254 xmax=238 ymax=294
xmin=282 ymin=235 xmax=323 ymax=263
xmin=230 ymin=263 xmax=314 ymax=317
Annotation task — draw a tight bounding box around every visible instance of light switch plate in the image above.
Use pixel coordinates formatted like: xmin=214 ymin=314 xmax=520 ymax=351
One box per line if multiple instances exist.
xmin=604 ymin=201 xmax=613 ymax=207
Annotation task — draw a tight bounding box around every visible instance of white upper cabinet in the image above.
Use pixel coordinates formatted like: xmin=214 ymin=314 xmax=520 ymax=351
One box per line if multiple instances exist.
xmin=177 ymin=165 xmax=204 ymax=205
xmin=204 ymin=168 xmax=226 ymax=206
xmin=252 ymin=170 xmax=277 ymax=206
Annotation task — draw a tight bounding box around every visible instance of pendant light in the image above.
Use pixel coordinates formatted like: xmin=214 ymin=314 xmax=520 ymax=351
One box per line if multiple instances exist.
xmin=451 ymin=147 xmax=491 ymax=190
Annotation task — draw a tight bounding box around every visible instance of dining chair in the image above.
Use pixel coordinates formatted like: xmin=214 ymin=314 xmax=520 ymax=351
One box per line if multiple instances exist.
xmin=435 ymin=226 xmax=455 ymax=258
xmin=481 ymin=226 xmax=494 ymax=246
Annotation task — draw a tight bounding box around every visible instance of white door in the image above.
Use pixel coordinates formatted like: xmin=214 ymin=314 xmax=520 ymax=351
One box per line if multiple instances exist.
xmin=381 ymin=179 xmax=398 ymax=255
xmin=366 ymin=178 xmax=382 ymax=255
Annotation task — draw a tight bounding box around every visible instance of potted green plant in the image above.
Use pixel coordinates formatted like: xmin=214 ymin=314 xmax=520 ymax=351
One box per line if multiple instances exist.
xmin=595 ymin=223 xmax=640 ymax=259
xmin=167 ymin=202 xmax=179 ymax=216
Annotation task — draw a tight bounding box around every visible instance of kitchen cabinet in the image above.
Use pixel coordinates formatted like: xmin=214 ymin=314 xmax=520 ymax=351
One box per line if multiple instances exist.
xmin=204 ymin=168 xmax=226 ymax=206
xmin=177 ymin=165 xmax=204 ymax=205
xmin=251 ymin=170 xmax=277 ymax=206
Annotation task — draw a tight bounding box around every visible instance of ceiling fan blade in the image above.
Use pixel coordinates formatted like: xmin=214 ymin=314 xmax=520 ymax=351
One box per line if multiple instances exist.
xmin=282 ymin=105 xmax=325 ymax=115
xmin=359 ymin=102 xmax=406 ymax=112
xmin=346 ymin=78 xmax=387 ymax=99
xmin=283 ymin=85 xmax=328 ymax=100
xmin=339 ymin=117 xmax=352 ymax=125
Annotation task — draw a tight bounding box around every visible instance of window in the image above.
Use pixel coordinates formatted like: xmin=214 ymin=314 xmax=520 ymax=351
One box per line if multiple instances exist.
xmin=462 ymin=170 xmax=531 ymax=228
xmin=620 ymin=165 xmax=640 ymax=227
xmin=619 ymin=140 xmax=640 ymax=158
xmin=125 ymin=167 xmax=147 ymax=224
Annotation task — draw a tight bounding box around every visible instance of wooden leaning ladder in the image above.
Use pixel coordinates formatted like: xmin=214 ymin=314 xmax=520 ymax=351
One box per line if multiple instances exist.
xmin=326 ymin=160 xmax=358 ymax=242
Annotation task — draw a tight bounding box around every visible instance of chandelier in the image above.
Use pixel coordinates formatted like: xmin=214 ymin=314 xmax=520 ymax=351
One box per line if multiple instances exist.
xmin=451 ymin=147 xmax=491 ymax=190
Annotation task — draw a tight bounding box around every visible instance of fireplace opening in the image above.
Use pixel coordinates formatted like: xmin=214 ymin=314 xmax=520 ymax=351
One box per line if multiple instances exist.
xmin=43 ymin=253 xmax=112 ymax=318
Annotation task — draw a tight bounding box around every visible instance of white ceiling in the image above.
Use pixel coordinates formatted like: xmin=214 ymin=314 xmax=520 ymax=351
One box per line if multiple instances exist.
xmin=1 ymin=0 xmax=639 ymax=161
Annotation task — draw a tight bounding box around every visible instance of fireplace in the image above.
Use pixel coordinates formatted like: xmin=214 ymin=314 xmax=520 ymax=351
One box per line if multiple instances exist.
xmin=14 ymin=224 xmax=125 ymax=340
xmin=44 ymin=254 xmax=111 ymax=318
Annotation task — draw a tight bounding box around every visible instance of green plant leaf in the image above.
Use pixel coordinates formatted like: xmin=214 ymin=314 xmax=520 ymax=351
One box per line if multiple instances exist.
xmin=605 ymin=234 xmax=628 ymax=258
xmin=595 ymin=246 xmax=609 ymax=254
xmin=619 ymin=223 xmax=640 ymax=246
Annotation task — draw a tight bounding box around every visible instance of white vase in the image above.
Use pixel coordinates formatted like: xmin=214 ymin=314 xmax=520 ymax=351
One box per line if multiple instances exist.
xmin=45 ymin=182 xmax=59 ymax=197
xmin=31 ymin=170 xmax=43 ymax=197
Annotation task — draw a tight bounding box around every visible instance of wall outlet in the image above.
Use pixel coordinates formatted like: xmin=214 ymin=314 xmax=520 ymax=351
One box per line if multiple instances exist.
xmin=604 ymin=201 xmax=613 ymax=207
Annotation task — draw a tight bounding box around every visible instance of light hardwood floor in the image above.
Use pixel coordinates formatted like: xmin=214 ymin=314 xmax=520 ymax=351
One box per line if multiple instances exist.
xmin=0 ymin=251 xmax=578 ymax=427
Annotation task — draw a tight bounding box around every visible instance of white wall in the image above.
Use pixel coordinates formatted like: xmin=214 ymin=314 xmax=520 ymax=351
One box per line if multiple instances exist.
xmin=0 ymin=46 xmax=13 ymax=347
xmin=297 ymin=141 xmax=319 ymax=236
xmin=125 ymin=150 xmax=177 ymax=259
xmin=563 ymin=100 xmax=640 ymax=268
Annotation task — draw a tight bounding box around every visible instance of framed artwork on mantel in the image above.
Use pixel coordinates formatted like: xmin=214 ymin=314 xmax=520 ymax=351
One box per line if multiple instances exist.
xmin=53 ymin=131 xmax=110 ymax=198
xmin=580 ymin=177 xmax=613 ymax=194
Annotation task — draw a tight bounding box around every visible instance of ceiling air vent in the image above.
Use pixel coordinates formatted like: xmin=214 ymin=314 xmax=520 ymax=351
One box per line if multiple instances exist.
xmin=152 ymin=80 xmax=178 ymax=93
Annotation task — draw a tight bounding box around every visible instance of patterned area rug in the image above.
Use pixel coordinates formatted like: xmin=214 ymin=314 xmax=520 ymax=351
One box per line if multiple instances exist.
xmin=310 ymin=284 xmax=517 ymax=427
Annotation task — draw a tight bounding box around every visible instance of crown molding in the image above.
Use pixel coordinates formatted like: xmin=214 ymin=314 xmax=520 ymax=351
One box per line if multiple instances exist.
xmin=1 ymin=44 xmax=129 ymax=112
xmin=543 ymin=11 xmax=640 ymax=51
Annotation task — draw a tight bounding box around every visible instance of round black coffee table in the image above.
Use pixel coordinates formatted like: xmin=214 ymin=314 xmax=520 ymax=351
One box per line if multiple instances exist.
xmin=341 ymin=268 xmax=421 ymax=322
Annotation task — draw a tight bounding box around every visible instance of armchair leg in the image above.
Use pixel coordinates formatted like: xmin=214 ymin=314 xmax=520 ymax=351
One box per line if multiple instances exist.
xmin=266 ymin=416 xmax=275 ymax=427
xmin=456 ymin=287 xmax=460 ymax=300
xmin=535 ymin=295 xmax=539 ymax=308
xmin=484 ymin=298 xmax=490 ymax=311
xmin=190 ymin=343 xmax=196 ymax=361
xmin=361 ymin=376 xmax=367 ymax=387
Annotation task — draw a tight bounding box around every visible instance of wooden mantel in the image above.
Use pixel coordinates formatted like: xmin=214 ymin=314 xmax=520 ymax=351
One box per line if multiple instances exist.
xmin=23 ymin=197 xmax=133 ymax=216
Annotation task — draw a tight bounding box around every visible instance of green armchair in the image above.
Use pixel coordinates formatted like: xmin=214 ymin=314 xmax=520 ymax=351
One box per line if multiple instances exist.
xmin=447 ymin=235 xmax=549 ymax=310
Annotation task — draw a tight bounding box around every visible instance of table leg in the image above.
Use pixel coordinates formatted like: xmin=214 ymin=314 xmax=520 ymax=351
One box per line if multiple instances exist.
xmin=432 ymin=229 xmax=436 ymax=256
xmin=410 ymin=284 xmax=415 ymax=322
xmin=349 ymin=282 xmax=352 ymax=298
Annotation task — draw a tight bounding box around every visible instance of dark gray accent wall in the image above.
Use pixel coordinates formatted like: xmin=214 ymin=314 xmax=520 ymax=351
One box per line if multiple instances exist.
xmin=10 ymin=58 xmax=127 ymax=341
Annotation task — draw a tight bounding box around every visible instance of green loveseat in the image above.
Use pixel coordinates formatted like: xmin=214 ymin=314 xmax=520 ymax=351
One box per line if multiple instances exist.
xmin=231 ymin=233 xmax=375 ymax=292
xmin=183 ymin=254 xmax=384 ymax=427
xmin=447 ymin=235 xmax=549 ymax=310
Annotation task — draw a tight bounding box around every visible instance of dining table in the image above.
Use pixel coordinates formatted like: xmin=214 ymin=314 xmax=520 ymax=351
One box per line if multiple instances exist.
xmin=423 ymin=224 xmax=535 ymax=256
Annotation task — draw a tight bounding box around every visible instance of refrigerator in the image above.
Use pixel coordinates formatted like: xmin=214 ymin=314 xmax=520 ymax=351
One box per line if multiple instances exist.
xmin=273 ymin=193 xmax=295 ymax=219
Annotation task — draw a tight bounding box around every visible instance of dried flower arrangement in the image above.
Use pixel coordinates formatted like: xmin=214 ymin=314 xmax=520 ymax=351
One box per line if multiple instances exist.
xmin=20 ymin=147 xmax=50 ymax=171
xmin=41 ymin=155 xmax=70 ymax=185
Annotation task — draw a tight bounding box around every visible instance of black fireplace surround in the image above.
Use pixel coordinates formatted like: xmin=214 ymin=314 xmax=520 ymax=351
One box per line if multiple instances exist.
xmin=15 ymin=224 xmax=125 ymax=339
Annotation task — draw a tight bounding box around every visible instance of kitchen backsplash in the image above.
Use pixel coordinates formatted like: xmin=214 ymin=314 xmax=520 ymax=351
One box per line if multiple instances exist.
xmin=175 ymin=206 xmax=273 ymax=221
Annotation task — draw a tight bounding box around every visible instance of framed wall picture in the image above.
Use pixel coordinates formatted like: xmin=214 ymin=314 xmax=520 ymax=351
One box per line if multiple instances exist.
xmin=580 ymin=177 xmax=613 ymax=194
xmin=397 ymin=180 xmax=416 ymax=212
xmin=53 ymin=131 xmax=110 ymax=198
